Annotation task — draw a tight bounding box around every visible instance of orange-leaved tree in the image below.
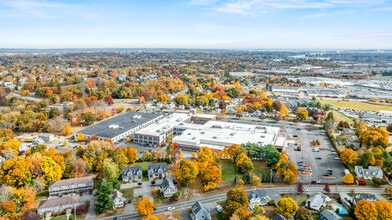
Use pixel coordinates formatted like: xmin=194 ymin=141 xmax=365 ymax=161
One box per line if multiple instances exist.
xmin=340 ymin=149 xmax=358 ymax=166
xmin=137 ymin=197 xmax=156 ymax=216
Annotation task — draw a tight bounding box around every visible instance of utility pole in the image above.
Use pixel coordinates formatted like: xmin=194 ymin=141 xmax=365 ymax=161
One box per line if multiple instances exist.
xmin=270 ymin=169 xmax=273 ymax=186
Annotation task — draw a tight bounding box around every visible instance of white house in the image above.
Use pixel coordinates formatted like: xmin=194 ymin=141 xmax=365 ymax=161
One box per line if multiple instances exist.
xmin=160 ymin=177 xmax=177 ymax=198
xmin=305 ymin=193 xmax=331 ymax=211
xmin=112 ymin=189 xmax=126 ymax=208
xmin=191 ymin=201 xmax=211 ymax=220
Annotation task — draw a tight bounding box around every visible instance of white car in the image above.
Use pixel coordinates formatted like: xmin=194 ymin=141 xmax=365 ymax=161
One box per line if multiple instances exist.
xmin=215 ymin=205 xmax=223 ymax=212
xmin=167 ymin=206 xmax=176 ymax=211
xmin=303 ymin=188 xmax=309 ymax=192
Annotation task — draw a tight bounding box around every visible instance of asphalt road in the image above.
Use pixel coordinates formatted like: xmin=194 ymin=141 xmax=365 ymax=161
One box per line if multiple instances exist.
xmin=106 ymin=185 xmax=387 ymax=220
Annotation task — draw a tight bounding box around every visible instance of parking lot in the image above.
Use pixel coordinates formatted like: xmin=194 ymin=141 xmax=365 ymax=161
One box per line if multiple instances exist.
xmin=286 ymin=124 xmax=345 ymax=184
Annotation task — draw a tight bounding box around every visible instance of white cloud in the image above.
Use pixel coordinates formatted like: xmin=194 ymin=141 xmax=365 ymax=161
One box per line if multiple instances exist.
xmin=1 ymin=0 xmax=78 ymax=17
xmin=302 ymin=12 xmax=331 ymax=19
xmin=189 ymin=0 xmax=220 ymax=6
xmin=215 ymin=0 xmax=386 ymax=14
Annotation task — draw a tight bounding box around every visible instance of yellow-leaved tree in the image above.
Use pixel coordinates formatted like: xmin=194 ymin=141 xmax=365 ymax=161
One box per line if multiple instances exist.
xmin=275 ymin=197 xmax=299 ymax=218
xmin=343 ymin=173 xmax=354 ymax=184
xmin=175 ymin=160 xmax=198 ymax=186
xmin=354 ymin=200 xmax=378 ymax=220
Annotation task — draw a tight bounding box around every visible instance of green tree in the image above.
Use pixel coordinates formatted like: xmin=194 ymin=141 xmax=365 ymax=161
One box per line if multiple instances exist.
xmin=102 ymin=158 xmax=120 ymax=182
xmin=95 ymin=181 xmax=114 ymax=214
xmin=260 ymin=145 xmax=280 ymax=166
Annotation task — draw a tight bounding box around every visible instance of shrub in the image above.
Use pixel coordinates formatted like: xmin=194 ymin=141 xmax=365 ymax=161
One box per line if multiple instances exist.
xmin=372 ymin=177 xmax=387 ymax=186
xmin=76 ymin=204 xmax=89 ymax=214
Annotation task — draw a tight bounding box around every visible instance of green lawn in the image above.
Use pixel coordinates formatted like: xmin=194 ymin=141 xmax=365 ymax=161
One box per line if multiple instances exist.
xmin=220 ymin=159 xmax=236 ymax=185
xmin=120 ymin=188 xmax=134 ymax=200
xmin=319 ymin=99 xmax=392 ymax=112
xmin=330 ymin=110 xmax=354 ymax=124
xmin=219 ymin=159 xmax=271 ymax=185
xmin=50 ymin=214 xmax=86 ymax=220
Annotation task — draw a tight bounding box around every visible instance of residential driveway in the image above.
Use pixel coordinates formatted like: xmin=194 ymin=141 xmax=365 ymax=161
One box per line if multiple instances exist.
xmin=121 ymin=180 xmax=163 ymax=201
xmin=81 ymin=194 xmax=96 ymax=220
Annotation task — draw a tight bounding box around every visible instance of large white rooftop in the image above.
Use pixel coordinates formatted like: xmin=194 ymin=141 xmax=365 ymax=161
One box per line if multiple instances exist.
xmin=173 ymin=121 xmax=280 ymax=150
xmin=134 ymin=113 xmax=191 ymax=136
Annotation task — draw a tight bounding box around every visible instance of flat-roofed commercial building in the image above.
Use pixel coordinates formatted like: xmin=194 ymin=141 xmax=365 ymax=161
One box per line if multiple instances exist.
xmin=173 ymin=121 xmax=280 ymax=151
xmin=191 ymin=114 xmax=216 ymax=124
xmin=74 ymin=112 xmax=164 ymax=142
xmin=132 ymin=113 xmax=191 ymax=147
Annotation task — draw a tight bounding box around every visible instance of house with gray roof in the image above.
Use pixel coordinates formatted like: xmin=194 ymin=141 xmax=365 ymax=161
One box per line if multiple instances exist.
xmin=320 ymin=209 xmax=342 ymax=220
xmin=305 ymin=193 xmax=331 ymax=211
xmin=122 ymin=166 xmax=142 ymax=182
xmin=191 ymin=201 xmax=211 ymax=220
xmin=246 ymin=189 xmax=280 ymax=210
xmin=112 ymin=189 xmax=126 ymax=208
xmin=148 ymin=163 xmax=167 ymax=181
xmin=37 ymin=195 xmax=80 ymax=215
xmin=74 ymin=112 xmax=163 ymax=143
xmin=160 ymin=176 xmax=177 ymax=198
xmin=272 ymin=214 xmax=287 ymax=220
xmin=49 ymin=176 xmax=93 ymax=197
xmin=352 ymin=193 xmax=377 ymax=205
xmin=354 ymin=166 xmax=383 ymax=180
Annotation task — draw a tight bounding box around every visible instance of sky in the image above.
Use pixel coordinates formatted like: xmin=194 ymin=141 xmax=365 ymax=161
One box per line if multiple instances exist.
xmin=0 ymin=0 xmax=391 ymax=49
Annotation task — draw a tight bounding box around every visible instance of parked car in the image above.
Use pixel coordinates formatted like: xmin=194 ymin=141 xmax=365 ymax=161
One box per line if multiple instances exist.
xmin=216 ymin=205 xmax=223 ymax=213
xmin=167 ymin=206 xmax=175 ymax=211
xmin=315 ymin=157 xmax=322 ymax=160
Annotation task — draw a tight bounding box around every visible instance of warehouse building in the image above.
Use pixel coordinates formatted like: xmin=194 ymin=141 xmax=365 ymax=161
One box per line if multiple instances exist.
xmin=173 ymin=121 xmax=281 ymax=151
xmin=74 ymin=112 xmax=164 ymax=142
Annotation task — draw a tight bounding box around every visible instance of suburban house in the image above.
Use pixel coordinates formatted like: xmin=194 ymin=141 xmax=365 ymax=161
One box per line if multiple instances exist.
xmin=112 ymin=189 xmax=126 ymax=209
xmin=49 ymin=176 xmax=93 ymax=197
xmin=352 ymin=193 xmax=377 ymax=205
xmin=246 ymin=189 xmax=281 ymax=210
xmin=320 ymin=209 xmax=342 ymax=220
xmin=191 ymin=201 xmax=211 ymax=220
xmin=305 ymin=193 xmax=331 ymax=211
xmin=37 ymin=195 xmax=80 ymax=215
xmin=354 ymin=166 xmax=383 ymax=180
xmin=121 ymin=166 xmax=142 ymax=182
xmin=38 ymin=133 xmax=55 ymax=142
xmin=160 ymin=176 xmax=177 ymax=198
xmin=272 ymin=214 xmax=287 ymax=220
xmin=148 ymin=163 xmax=167 ymax=181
